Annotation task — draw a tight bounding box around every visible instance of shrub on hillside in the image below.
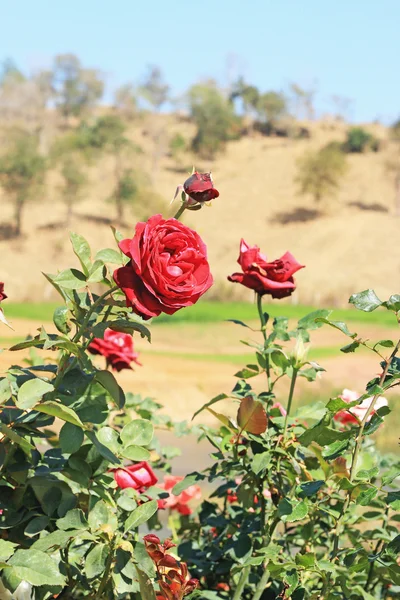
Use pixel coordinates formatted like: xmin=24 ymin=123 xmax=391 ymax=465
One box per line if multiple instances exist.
xmin=188 ymin=81 xmax=242 ymax=158
xmin=343 ymin=126 xmax=380 ymax=153
xmin=296 ymin=145 xmax=347 ymax=205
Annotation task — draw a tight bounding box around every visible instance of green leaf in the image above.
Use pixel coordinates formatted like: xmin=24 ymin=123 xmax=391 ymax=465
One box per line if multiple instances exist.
xmin=237 ymin=396 xmax=267 ymax=434
xmin=326 ymin=397 xmax=359 ymax=414
xmin=0 ymin=377 xmax=11 ymax=404
xmin=31 ymin=529 xmax=87 ymax=552
xmin=120 ymin=419 xmax=153 ymax=447
xmin=251 ymin=451 xmax=271 ymax=475
xmin=54 ymin=268 xmax=87 ymax=289
xmin=85 ymin=543 xmax=109 ymax=579
xmin=234 ymin=364 xmax=260 ymax=379
xmin=172 ymin=472 xmax=204 ymax=495
xmin=97 ymin=426 xmax=121 ymax=453
xmin=383 ymin=294 xmax=400 ymax=312
xmin=17 ymin=378 xmax=54 ymax=410
xmin=283 ymin=568 xmax=299 ymax=596
xmin=88 ymin=500 xmax=117 ymax=532
xmin=35 ymin=401 xmax=84 ymax=427
xmin=59 ymin=422 xmax=84 ymax=454
xmin=95 ymin=248 xmax=123 ymax=264
xmin=341 ymin=341 xmax=360 ymax=353
xmin=121 ymin=445 xmax=150 ymax=461
xmin=24 ymin=516 xmax=50 ymax=537
xmin=124 ymin=500 xmax=158 ymax=532
xmin=192 ymin=393 xmax=229 ymax=420
xmin=295 ymin=553 xmax=316 ymax=568
xmin=297 ymin=480 xmax=325 ymax=498
xmin=135 ymin=566 xmax=157 ymax=600
xmin=298 ymin=309 xmax=331 ymax=330
xmin=53 ymin=306 xmax=71 ymax=334
xmin=356 ymin=486 xmax=378 ymax=506
xmin=278 ymin=499 xmax=309 ymax=522
xmin=96 ymin=370 xmax=125 ymax=409
xmin=0 ymin=540 xmax=17 ymax=561
xmin=8 ymin=549 xmax=66 ymax=586
xmin=315 ymin=317 xmax=356 ymax=337
xmin=87 ymin=260 xmax=106 ymax=283
xmin=226 ymin=319 xmax=251 ymax=329
xmin=0 ymin=422 xmax=34 ymax=454
xmin=269 ymin=349 xmax=290 ymax=370
xmin=70 ymin=231 xmax=92 ymax=275
xmin=96 ymin=319 xmax=151 ymax=342
xmin=349 ymin=289 xmax=382 ymax=312
xmin=85 ymin=430 xmax=120 ymax=465
xmin=56 ymin=509 xmax=89 ymax=531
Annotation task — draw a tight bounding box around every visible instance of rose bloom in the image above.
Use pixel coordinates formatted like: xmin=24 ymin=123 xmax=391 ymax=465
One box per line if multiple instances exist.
xmin=228 ymin=239 xmax=304 ymax=298
xmin=334 ymin=388 xmax=388 ymax=425
xmin=88 ymin=328 xmax=141 ymax=372
xmin=183 ymin=171 xmax=219 ymax=204
xmin=158 ymin=475 xmax=201 ymax=515
xmin=0 ymin=283 xmax=7 ymax=303
xmin=114 ymin=215 xmax=213 ymax=320
xmin=114 ymin=462 xmax=158 ymax=491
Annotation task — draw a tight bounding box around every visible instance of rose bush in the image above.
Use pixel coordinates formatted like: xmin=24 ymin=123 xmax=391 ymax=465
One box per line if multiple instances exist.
xmin=0 ymin=172 xmax=399 ymax=600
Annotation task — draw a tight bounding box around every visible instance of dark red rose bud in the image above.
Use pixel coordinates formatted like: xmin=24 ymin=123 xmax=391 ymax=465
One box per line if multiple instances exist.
xmin=0 ymin=283 xmax=7 ymax=303
xmin=183 ymin=172 xmax=219 ymax=204
xmin=144 ymin=534 xmax=161 ymax=545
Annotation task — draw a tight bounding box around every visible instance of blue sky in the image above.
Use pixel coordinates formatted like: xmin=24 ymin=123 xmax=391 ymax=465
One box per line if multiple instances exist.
xmin=1 ymin=0 xmax=399 ymax=123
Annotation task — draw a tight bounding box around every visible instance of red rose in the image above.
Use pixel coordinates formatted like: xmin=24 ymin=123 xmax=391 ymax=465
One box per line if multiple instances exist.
xmin=113 ymin=215 xmax=213 ymax=320
xmin=114 ymin=462 xmax=158 ymax=491
xmin=88 ymin=329 xmax=141 ymax=372
xmin=0 ymin=283 xmax=7 ymax=303
xmin=158 ymin=475 xmax=201 ymax=515
xmin=183 ymin=171 xmax=219 ymax=204
xmin=228 ymin=239 xmax=304 ymax=298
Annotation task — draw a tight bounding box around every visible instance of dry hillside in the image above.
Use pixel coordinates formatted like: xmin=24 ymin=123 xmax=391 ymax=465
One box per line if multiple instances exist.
xmin=1 ymin=115 xmax=399 ymax=305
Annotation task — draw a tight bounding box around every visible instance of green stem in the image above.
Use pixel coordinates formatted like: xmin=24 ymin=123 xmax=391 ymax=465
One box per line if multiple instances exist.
xmin=173 ymin=204 xmax=186 ymax=220
xmin=233 ymin=565 xmax=251 ymax=600
xmin=256 ymin=294 xmax=271 ymax=392
xmin=94 ymin=545 xmax=114 ymax=599
xmin=252 ymin=567 xmax=271 ymax=600
xmin=331 ymin=338 xmax=400 ymax=557
xmin=282 ymin=368 xmax=298 ymax=442
xmin=72 ymin=285 xmax=119 ymax=344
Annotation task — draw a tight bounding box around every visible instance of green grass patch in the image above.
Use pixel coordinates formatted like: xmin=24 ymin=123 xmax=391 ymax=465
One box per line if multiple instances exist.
xmin=4 ymin=300 xmax=398 ymax=328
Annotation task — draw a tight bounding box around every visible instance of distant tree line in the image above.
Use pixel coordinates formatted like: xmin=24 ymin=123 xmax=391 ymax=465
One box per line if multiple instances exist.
xmin=0 ymin=53 xmax=400 ymax=236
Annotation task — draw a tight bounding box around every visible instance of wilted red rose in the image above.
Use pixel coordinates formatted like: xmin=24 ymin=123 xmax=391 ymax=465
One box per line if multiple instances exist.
xmin=158 ymin=475 xmax=201 ymax=515
xmin=114 ymin=215 xmax=213 ymax=320
xmin=88 ymin=329 xmax=141 ymax=372
xmin=114 ymin=462 xmax=157 ymax=491
xmin=228 ymin=239 xmax=304 ymax=299
xmin=0 ymin=283 xmax=7 ymax=303
xmin=183 ymin=171 xmax=219 ymax=204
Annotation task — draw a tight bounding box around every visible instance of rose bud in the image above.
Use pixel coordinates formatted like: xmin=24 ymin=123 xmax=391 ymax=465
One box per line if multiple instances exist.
xmin=114 ymin=462 xmax=157 ymax=491
xmin=183 ymin=172 xmax=219 ymax=204
xmin=0 ymin=283 xmax=7 ymax=303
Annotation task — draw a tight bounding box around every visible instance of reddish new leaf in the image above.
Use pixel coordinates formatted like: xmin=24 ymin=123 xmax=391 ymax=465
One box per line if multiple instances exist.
xmin=237 ymin=396 xmax=267 ymax=434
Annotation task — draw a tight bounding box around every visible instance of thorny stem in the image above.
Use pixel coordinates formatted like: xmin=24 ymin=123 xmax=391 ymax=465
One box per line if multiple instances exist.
xmin=251 ymin=517 xmax=280 ymax=600
xmin=330 ymin=338 xmax=400 ymax=557
xmin=94 ymin=543 xmax=114 ymax=599
xmin=366 ymin=507 xmax=390 ymax=590
xmin=256 ymin=293 xmax=272 ymax=392
xmin=282 ymin=368 xmax=298 ymax=442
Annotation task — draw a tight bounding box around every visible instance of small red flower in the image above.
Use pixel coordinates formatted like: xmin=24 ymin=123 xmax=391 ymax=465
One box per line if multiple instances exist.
xmin=114 ymin=462 xmax=157 ymax=491
xmin=183 ymin=171 xmax=219 ymax=204
xmin=157 ymin=475 xmax=201 ymax=515
xmin=88 ymin=329 xmax=141 ymax=372
xmin=228 ymin=239 xmax=304 ymax=299
xmin=0 ymin=283 xmax=7 ymax=303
